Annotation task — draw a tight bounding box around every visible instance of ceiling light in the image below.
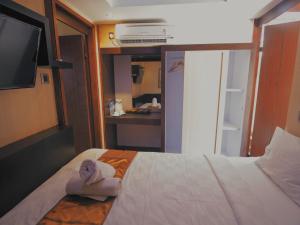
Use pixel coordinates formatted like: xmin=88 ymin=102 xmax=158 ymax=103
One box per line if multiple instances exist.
xmin=106 ymin=0 xmax=226 ymax=7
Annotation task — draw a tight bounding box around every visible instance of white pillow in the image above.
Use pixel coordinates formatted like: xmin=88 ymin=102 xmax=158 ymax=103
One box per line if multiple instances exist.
xmin=264 ymin=127 xmax=285 ymax=156
xmin=256 ymin=127 xmax=300 ymax=206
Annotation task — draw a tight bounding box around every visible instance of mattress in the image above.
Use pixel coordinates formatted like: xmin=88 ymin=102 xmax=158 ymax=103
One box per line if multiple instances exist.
xmin=1 ymin=149 xmax=299 ymax=225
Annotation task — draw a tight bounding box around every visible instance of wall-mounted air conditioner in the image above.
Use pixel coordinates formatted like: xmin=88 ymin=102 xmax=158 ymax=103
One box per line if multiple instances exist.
xmin=115 ymin=23 xmax=174 ymax=46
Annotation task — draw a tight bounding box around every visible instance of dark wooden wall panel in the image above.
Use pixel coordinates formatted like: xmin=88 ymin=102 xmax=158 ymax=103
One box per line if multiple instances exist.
xmin=101 ymin=54 xmax=116 ymax=148
xmin=251 ymin=22 xmax=300 ymax=156
xmin=0 ymin=127 xmax=75 ymax=217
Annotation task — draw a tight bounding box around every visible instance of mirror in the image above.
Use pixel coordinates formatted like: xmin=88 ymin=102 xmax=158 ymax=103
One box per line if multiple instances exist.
xmin=131 ymin=56 xmax=161 ymax=109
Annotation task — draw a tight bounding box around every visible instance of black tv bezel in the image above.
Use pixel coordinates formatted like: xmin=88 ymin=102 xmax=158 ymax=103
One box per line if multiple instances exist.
xmin=0 ymin=0 xmax=54 ymax=66
xmin=0 ymin=13 xmax=42 ymax=90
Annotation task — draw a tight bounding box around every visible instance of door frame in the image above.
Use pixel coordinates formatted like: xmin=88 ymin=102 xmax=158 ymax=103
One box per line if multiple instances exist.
xmin=244 ymin=0 xmax=300 ymax=156
xmin=45 ymin=0 xmax=103 ymax=148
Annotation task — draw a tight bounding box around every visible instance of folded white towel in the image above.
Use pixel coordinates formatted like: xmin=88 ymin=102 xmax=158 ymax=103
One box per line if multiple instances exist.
xmin=66 ymin=173 xmax=121 ymax=201
xmin=79 ymin=159 xmax=115 ymax=185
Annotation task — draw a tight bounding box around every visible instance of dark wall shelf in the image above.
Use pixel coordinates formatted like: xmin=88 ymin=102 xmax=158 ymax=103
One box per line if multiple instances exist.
xmin=105 ymin=113 xmax=161 ymax=126
xmin=101 ymin=46 xmax=162 ymax=55
xmin=116 ymin=145 xmax=161 ymax=152
xmin=52 ymin=60 xmax=73 ymax=69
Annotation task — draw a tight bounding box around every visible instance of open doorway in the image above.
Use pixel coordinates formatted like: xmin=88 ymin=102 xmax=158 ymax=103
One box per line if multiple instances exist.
xmin=57 ymin=20 xmax=94 ymax=153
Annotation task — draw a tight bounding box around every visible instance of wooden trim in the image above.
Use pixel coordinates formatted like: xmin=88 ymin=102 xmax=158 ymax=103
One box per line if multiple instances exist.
xmin=289 ymin=3 xmax=300 ymax=11
xmin=88 ymin=26 xmax=103 ymax=147
xmin=44 ymin=0 xmax=103 ymax=147
xmin=44 ymin=0 xmax=65 ymax=127
xmin=253 ymin=0 xmax=284 ymax=20
xmin=55 ymin=6 xmax=90 ymax=35
xmin=96 ymin=17 xmax=107 ymax=148
xmin=242 ymin=24 xmax=262 ymax=156
xmin=163 ymin=43 xmax=253 ymax=51
xmin=100 ymin=54 xmax=115 ymax=148
xmin=160 ymin=46 xmax=166 ymax=152
xmin=254 ymin=0 xmax=300 ymax=26
xmin=0 ymin=126 xmax=61 ymax=160
xmin=54 ymin=0 xmax=93 ymax=27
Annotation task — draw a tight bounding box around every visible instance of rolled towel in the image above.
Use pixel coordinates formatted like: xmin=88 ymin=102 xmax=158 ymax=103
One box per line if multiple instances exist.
xmin=66 ymin=173 xmax=121 ymax=201
xmin=79 ymin=159 xmax=115 ymax=185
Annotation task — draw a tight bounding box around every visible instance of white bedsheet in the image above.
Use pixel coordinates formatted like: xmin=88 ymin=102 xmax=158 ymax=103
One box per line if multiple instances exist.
xmin=1 ymin=149 xmax=299 ymax=225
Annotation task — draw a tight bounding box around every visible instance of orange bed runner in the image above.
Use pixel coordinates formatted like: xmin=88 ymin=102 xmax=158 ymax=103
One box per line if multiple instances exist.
xmin=38 ymin=150 xmax=137 ymax=225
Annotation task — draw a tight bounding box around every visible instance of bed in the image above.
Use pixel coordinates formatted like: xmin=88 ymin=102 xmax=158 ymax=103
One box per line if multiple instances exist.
xmin=0 ymin=128 xmax=299 ymax=225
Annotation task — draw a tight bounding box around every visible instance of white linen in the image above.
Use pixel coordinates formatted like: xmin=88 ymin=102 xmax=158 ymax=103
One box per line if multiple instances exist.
xmin=1 ymin=149 xmax=300 ymax=225
xmin=105 ymin=153 xmax=238 ymax=225
xmin=231 ymin=157 xmax=300 ymax=225
xmin=256 ymin=127 xmax=300 ymax=207
xmin=206 ymin=155 xmax=275 ymax=225
xmin=66 ymin=173 xmax=121 ymax=201
xmin=79 ymin=159 xmax=115 ymax=185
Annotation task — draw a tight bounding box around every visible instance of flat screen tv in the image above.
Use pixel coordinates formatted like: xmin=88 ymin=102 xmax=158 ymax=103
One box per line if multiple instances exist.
xmin=0 ymin=13 xmax=41 ymax=90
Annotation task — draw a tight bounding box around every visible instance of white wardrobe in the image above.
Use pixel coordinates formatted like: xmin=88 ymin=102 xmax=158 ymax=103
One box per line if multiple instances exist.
xmin=165 ymin=50 xmax=251 ymax=156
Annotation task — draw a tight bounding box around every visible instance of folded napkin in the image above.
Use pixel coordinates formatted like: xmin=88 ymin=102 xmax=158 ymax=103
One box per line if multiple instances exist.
xmin=66 ymin=173 xmax=121 ymax=201
xmin=79 ymin=159 xmax=115 ymax=185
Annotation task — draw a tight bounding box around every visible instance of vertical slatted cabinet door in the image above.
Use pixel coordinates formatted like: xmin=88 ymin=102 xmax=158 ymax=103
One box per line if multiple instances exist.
xmin=182 ymin=51 xmax=225 ymax=155
xmin=251 ymin=22 xmax=300 ymax=156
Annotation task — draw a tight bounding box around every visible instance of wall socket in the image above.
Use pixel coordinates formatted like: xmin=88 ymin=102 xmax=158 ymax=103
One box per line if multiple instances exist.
xmin=40 ymin=73 xmax=50 ymax=84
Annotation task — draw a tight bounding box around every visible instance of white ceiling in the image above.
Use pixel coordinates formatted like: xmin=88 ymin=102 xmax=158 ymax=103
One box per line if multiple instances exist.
xmin=105 ymin=0 xmax=225 ymax=7
xmin=60 ymin=0 xmax=271 ymax=23
xmin=59 ymin=0 xmax=272 ymax=44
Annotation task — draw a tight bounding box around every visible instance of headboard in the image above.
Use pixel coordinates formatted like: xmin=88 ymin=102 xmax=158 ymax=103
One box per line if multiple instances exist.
xmin=0 ymin=127 xmax=76 ymax=217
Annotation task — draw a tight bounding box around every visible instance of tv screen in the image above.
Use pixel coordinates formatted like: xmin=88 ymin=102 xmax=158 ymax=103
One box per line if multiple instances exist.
xmin=0 ymin=13 xmax=41 ymax=90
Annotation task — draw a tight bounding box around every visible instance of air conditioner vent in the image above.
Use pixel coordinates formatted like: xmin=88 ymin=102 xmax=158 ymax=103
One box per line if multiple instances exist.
xmin=115 ymin=23 xmax=173 ymax=46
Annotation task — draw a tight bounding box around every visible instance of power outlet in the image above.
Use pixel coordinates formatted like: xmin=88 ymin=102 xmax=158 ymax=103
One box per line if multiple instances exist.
xmin=40 ymin=73 xmax=50 ymax=84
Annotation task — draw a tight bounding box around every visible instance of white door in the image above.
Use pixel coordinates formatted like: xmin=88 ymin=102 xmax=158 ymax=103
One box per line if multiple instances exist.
xmin=182 ymin=51 xmax=228 ymax=155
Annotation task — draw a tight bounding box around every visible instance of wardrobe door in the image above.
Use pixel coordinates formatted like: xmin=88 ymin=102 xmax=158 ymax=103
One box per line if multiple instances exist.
xmin=251 ymin=22 xmax=300 ymax=156
xmin=182 ymin=51 xmax=225 ymax=155
xmin=165 ymin=51 xmax=185 ymax=153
